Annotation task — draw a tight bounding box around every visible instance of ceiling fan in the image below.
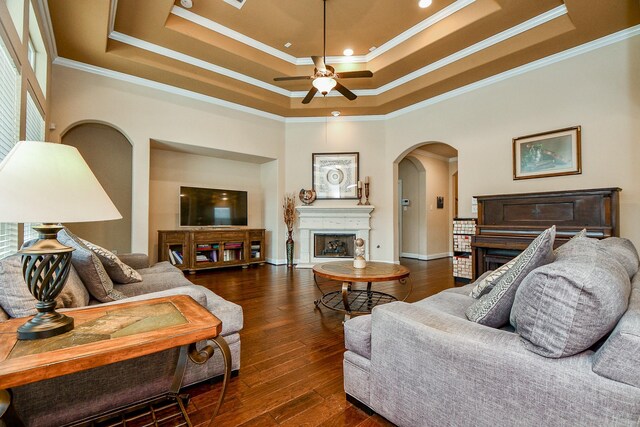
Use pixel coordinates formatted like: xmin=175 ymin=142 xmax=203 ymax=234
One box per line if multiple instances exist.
xmin=273 ymin=0 xmax=373 ymax=104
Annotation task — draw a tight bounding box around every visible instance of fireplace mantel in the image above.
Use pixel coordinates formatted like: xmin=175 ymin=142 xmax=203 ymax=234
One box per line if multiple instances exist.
xmin=295 ymin=205 xmax=374 ymax=268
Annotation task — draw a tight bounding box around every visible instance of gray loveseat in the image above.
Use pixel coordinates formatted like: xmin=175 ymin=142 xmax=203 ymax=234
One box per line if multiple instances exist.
xmin=0 ymin=228 xmax=243 ymax=426
xmin=343 ymin=234 xmax=640 ymax=426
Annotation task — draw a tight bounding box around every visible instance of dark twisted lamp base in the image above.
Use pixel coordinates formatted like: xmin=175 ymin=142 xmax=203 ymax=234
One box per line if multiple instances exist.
xmin=18 ymin=224 xmax=75 ymax=340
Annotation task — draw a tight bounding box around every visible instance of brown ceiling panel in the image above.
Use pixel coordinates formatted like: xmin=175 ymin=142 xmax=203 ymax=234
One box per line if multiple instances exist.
xmin=47 ymin=0 xmax=640 ymax=117
xmin=173 ymin=0 xmax=460 ymax=58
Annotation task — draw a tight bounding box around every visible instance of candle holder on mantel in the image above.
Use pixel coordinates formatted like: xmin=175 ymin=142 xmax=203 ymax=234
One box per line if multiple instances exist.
xmin=364 ymin=182 xmax=370 ymax=205
xmin=357 ymin=184 xmax=363 ymax=205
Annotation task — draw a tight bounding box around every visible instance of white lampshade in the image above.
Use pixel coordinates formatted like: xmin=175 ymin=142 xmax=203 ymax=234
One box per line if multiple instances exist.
xmin=313 ymin=77 xmax=337 ymax=94
xmin=0 ymin=141 xmax=121 ymax=223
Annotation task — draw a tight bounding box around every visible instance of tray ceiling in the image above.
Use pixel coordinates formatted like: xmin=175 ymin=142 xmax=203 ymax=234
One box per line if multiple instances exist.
xmin=46 ymin=0 xmax=640 ymax=118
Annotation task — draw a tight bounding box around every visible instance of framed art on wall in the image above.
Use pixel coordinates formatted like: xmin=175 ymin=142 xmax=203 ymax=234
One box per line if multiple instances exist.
xmin=312 ymin=152 xmax=359 ymax=199
xmin=513 ymin=126 xmax=581 ymax=180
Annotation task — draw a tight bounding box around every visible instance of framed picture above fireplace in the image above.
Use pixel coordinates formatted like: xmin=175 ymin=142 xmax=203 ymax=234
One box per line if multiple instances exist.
xmin=312 ymin=152 xmax=359 ymax=199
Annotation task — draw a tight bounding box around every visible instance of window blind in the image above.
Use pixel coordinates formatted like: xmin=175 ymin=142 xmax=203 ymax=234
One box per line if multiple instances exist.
xmin=23 ymin=91 xmax=45 ymax=243
xmin=0 ymin=36 xmax=20 ymax=259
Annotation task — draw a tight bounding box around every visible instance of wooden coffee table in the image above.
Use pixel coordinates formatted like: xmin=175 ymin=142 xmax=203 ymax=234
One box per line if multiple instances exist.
xmin=0 ymin=295 xmax=231 ymax=426
xmin=313 ymin=261 xmax=411 ymax=321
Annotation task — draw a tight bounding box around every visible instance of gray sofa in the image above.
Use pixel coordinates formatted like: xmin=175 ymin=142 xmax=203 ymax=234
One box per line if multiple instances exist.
xmin=0 ymin=228 xmax=243 ymax=426
xmin=344 ymin=234 xmax=640 ymax=426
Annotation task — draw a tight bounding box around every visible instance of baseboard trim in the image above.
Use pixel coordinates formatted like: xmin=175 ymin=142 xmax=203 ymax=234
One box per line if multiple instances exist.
xmin=400 ymin=252 xmax=453 ymax=260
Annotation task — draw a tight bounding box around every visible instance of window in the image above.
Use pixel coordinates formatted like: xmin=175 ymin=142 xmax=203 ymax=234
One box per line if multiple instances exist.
xmin=0 ymin=35 xmax=21 ymax=258
xmin=28 ymin=4 xmax=47 ymax=92
xmin=6 ymin=0 xmax=24 ymax=41
xmin=27 ymin=37 xmax=36 ymax=69
xmin=23 ymin=91 xmax=45 ymax=243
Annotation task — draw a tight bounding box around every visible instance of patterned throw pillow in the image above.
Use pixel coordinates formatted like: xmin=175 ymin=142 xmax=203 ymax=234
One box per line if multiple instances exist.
xmin=470 ymin=259 xmax=517 ymax=299
xmin=465 ymin=225 xmax=556 ymax=328
xmin=56 ymin=229 xmax=126 ymax=302
xmin=80 ymin=239 xmax=142 ymax=284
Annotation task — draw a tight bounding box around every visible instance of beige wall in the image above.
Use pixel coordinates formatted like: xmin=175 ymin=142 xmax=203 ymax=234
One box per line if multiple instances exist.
xmin=49 ymin=65 xmax=286 ymax=257
xmin=49 ymin=34 xmax=640 ymax=263
xmin=414 ymin=152 xmax=452 ymax=258
xmin=149 ymin=149 xmax=266 ymax=263
xmin=399 ymin=158 xmax=422 ymax=256
xmin=284 ymin=120 xmax=389 ymax=262
xmin=62 ymin=123 xmax=133 ymax=253
xmin=386 ymin=35 xmax=640 ymax=256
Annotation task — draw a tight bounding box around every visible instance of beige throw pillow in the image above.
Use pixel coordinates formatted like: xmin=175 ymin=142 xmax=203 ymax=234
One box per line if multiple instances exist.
xmin=80 ymin=239 xmax=142 ymax=284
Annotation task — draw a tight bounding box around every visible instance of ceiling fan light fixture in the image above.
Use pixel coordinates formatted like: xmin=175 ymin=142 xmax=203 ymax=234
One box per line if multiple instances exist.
xmin=419 ymin=0 xmax=432 ymax=8
xmin=313 ymin=77 xmax=337 ymax=95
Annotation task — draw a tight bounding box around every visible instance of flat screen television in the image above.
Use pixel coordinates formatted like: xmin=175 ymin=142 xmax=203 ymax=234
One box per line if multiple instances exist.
xmin=180 ymin=186 xmax=248 ymax=227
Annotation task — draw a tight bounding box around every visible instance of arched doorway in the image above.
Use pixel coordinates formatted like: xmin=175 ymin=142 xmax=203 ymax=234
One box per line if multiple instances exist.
xmin=396 ymin=142 xmax=458 ymax=261
xmin=61 ymin=122 xmax=133 ymax=253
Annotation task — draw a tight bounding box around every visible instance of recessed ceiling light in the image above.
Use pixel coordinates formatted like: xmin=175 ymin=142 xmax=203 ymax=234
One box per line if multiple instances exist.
xmin=419 ymin=0 xmax=432 ymax=8
xmin=369 ymin=46 xmax=377 ymax=52
xmin=331 ymin=111 xmax=341 ymax=117
xmin=284 ymin=42 xmax=292 ymax=48
xmin=343 ymin=48 xmax=354 ymax=56
xmin=180 ymin=0 xmax=193 ymax=9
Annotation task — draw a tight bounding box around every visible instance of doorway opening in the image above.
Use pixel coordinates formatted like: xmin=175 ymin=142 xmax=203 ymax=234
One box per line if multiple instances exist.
xmin=396 ymin=142 xmax=458 ymax=261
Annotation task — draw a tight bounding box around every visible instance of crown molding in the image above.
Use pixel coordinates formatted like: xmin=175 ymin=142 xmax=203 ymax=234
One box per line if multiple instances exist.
xmin=109 ymin=31 xmax=291 ymax=97
xmin=284 ymin=115 xmax=386 ymax=124
xmin=170 ymin=5 xmax=302 ymax=65
xmin=170 ymin=0 xmax=475 ymax=65
xmin=110 ymin=5 xmax=567 ymax=100
xmin=385 ymin=24 xmax=640 ymax=119
xmin=366 ymin=0 xmax=475 ymax=62
xmin=53 ymin=57 xmax=287 ymax=122
xmin=55 ymin=25 xmax=640 ymax=123
xmin=375 ymin=4 xmax=567 ymax=94
xmin=35 ymin=0 xmax=58 ymax=59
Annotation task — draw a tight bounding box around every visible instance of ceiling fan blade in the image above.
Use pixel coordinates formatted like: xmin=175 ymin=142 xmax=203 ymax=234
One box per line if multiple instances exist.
xmin=312 ymin=56 xmax=327 ymax=73
xmin=302 ymin=86 xmax=319 ymax=104
xmin=337 ymin=70 xmax=373 ymax=79
xmin=274 ymin=76 xmax=312 ymax=81
xmin=334 ymin=81 xmax=357 ymax=101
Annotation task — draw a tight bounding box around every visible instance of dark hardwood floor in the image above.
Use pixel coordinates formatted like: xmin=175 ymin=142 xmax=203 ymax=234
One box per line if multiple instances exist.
xmin=183 ymin=257 xmax=454 ymax=427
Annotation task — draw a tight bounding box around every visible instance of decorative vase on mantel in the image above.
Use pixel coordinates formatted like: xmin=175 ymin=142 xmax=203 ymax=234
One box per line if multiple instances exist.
xmin=286 ymin=232 xmax=294 ymax=268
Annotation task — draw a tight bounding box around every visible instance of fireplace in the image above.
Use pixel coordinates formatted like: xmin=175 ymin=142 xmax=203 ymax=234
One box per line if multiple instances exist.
xmin=314 ymin=234 xmax=355 ymax=258
xmin=295 ymin=205 xmax=374 ymax=268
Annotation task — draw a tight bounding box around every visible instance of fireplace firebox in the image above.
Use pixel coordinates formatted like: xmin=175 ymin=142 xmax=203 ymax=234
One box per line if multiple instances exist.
xmin=314 ymin=234 xmax=355 ymax=258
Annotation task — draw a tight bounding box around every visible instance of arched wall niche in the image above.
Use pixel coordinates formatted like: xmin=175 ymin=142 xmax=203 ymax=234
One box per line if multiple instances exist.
xmin=60 ymin=121 xmax=133 ymax=253
xmin=394 ymin=141 xmax=458 ymax=261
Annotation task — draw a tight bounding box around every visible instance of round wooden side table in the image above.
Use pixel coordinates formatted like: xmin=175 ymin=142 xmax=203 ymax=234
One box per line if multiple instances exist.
xmin=312 ymin=261 xmax=411 ymax=321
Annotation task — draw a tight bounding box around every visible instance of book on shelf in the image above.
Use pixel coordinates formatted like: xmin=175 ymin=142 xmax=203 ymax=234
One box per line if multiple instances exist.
xmin=251 ymin=244 xmax=261 ymax=250
xmin=169 ymin=250 xmax=183 ymax=264
xmin=196 ymin=254 xmax=209 ymax=262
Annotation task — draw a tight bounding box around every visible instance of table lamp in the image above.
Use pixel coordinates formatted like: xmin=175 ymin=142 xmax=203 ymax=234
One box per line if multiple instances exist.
xmin=0 ymin=141 xmax=121 ymax=340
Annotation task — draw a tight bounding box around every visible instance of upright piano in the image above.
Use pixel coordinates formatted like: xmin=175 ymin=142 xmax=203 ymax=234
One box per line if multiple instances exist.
xmin=471 ymin=187 xmax=621 ymax=278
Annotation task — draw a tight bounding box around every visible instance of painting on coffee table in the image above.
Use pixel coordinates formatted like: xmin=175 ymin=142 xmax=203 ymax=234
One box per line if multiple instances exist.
xmin=513 ymin=126 xmax=581 ymax=180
